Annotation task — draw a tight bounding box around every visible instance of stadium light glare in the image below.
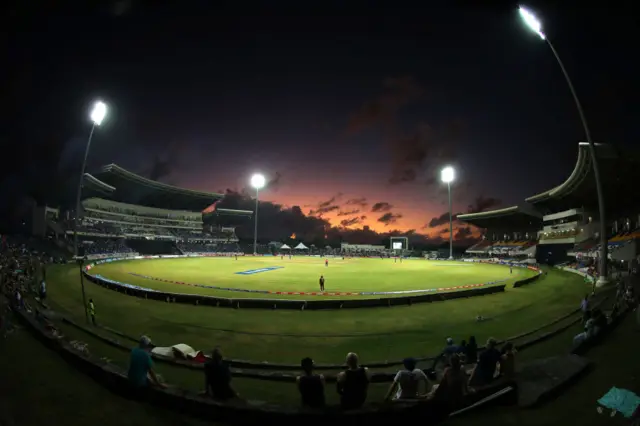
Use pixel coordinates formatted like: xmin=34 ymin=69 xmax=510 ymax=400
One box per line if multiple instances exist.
xmin=250 ymin=173 xmax=266 ymax=255
xmin=517 ymin=6 xmax=608 ymax=288
xmin=90 ymin=100 xmax=107 ymax=126
xmin=251 ymin=173 xmax=266 ymax=189
xmin=518 ymin=6 xmax=545 ymax=40
xmin=440 ymin=166 xmax=455 ymax=184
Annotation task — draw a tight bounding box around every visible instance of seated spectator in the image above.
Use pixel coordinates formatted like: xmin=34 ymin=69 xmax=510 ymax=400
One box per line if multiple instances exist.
xmin=297 ymin=357 xmax=325 ymax=408
xmin=498 ymin=342 xmax=516 ymax=379
xmin=465 ymin=336 xmax=478 ymax=364
xmin=385 ymin=357 xmax=430 ymax=401
xmin=458 ymin=340 xmax=467 ymax=357
xmin=204 ymin=348 xmax=239 ymax=401
xmin=336 ymin=352 xmax=370 ymax=410
xmin=572 ymin=311 xmax=595 ymax=347
xmin=429 ymin=354 xmax=470 ymax=410
xmin=127 ymin=336 xmax=166 ymax=389
xmin=468 ymin=337 xmax=501 ymax=387
xmin=441 ymin=337 xmax=460 ymax=364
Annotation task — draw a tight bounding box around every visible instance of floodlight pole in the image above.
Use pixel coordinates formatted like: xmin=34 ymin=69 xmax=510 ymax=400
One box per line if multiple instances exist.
xmin=73 ymin=123 xmax=96 ymax=258
xmin=77 ymin=258 xmax=90 ymax=324
xmin=253 ymin=187 xmax=260 ymax=255
xmin=545 ymin=39 xmax=608 ymax=288
xmin=447 ymin=181 xmax=453 ymax=260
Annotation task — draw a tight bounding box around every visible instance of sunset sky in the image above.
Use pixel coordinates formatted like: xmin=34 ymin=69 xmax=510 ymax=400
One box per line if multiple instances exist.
xmin=4 ymin=3 xmax=636 ymax=239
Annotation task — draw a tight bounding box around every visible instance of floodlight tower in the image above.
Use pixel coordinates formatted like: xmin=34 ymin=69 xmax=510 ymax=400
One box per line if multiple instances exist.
xmin=73 ymin=100 xmax=107 ymax=324
xmin=74 ymin=100 xmax=107 ymax=258
xmin=251 ymin=173 xmax=266 ymax=255
xmin=518 ymin=6 xmax=608 ymax=287
xmin=441 ymin=166 xmax=455 ymax=260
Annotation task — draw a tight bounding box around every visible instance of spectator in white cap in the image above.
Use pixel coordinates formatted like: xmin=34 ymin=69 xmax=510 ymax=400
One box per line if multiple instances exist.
xmin=127 ymin=335 xmax=167 ymax=389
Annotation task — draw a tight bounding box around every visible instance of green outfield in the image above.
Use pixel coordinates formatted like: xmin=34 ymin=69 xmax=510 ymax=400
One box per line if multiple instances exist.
xmin=44 ymin=259 xmax=590 ymax=364
xmin=87 ymin=257 xmax=533 ymax=299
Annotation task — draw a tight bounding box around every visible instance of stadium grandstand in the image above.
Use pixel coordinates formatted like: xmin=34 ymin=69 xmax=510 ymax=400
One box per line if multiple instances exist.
xmin=31 ymin=164 xmax=252 ymax=258
xmin=458 ymin=142 xmax=640 ymax=277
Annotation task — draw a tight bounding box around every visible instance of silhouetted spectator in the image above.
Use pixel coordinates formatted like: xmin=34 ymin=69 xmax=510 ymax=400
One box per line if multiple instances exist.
xmin=385 ymin=357 xmax=430 ymax=400
xmin=297 ymin=357 xmax=325 ymax=408
xmin=498 ymin=342 xmax=516 ymax=379
xmin=573 ymin=311 xmax=595 ymax=347
xmin=204 ymin=348 xmax=238 ymax=400
xmin=469 ymin=338 xmax=501 ymax=386
xmin=128 ymin=336 xmax=166 ymax=389
xmin=465 ymin=336 xmax=478 ymax=364
xmin=336 ymin=352 xmax=369 ymax=410
xmin=429 ymin=354 xmax=470 ymax=410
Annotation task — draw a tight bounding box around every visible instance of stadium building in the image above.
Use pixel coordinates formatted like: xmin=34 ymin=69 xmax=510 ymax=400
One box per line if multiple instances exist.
xmin=32 ymin=164 xmax=252 ymax=258
xmin=459 ymin=143 xmax=640 ymax=274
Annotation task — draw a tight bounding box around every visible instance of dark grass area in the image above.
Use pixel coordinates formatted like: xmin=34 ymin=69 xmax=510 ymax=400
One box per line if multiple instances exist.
xmin=444 ymin=311 xmax=640 ymax=426
xmin=0 ymin=321 xmax=214 ymax=426
xmin=3 ymin=288 xmax=636 ymax=425
xmin=45 ymin=265 xmax=589 ymax=363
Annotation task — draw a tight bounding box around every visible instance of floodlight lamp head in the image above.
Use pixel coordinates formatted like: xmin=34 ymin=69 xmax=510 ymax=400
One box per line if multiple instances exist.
xmin=90 ymin=101 xmax=107 ymax=126
xmin=441 ymin=166 xmax=455 ymax=184
xmin=251 ymin=173 xmax=266 ymax=189
xmin=519 ymin=6 xmax=546 ymax=40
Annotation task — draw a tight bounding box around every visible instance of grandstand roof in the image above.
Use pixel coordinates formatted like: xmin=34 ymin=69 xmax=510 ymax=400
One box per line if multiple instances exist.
xmin=84 ymin=164 xmax=224 ymax=211
xmin=215 ymin=208 xmax=253 ymax=217
xmin=525 ymin=143 xmax=640 ymax=214
xmin=457 ymin=205 xmax=542 ymax=230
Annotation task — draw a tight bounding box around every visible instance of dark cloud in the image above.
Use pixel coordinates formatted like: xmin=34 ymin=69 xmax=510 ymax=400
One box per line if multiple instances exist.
xmin=266 ymin=172 xmax=282 ymax=191
xmin=215 ymin=191 xmax=451 ymax=248
xmin=309 ymin=205 xmax=340 ymax=217
xmin=340 ymin=216 xmax=364 ymax=227
xmin=308 ymin=193 xmax=343 ymax=217
xmin=439 ymin=227 xmax=450 ymax=235
xmin=388 ymin=120 xmax=463 ymax=185
xmin=454 ymin=226 xmax=472 ymax=239
xmin=427 ymin=211 xmax=463 ymax=228
xmin=371 ymin=202 xmax=393 ymax=213
xmin=345 ymin=197 xmax=368 ymax=207
xmin=146 ymin=142 xmax=185 ymax=182
xmin=377 ymin=212 xmax=403 ymax=226
xmin=217 ymin=190 xmax=330 ymax=242
xmin=318 ymin=193 xmax=343 ymax=208
xmin=337 ymin=209 xmax=361 ymax=216
xmin=467 ymin=196 xmax=501 ymax=214
xmin=347 ymin=76 xmax=424 ymax=134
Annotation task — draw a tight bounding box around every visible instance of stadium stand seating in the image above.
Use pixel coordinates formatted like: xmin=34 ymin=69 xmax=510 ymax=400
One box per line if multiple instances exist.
xmin=52 ymin=195 xmax=246 ymax=256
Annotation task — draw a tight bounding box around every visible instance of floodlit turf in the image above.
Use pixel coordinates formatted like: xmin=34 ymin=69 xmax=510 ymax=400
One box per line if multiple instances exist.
xmin=88 ymin=257 xmax=533 ymax=299
xmin=45 ymin=261 xmax=591 ymax=364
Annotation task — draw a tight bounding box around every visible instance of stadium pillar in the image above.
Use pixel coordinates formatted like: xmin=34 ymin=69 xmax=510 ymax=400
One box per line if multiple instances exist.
xmin=518 ymin=7 xmax=608 ymax=286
